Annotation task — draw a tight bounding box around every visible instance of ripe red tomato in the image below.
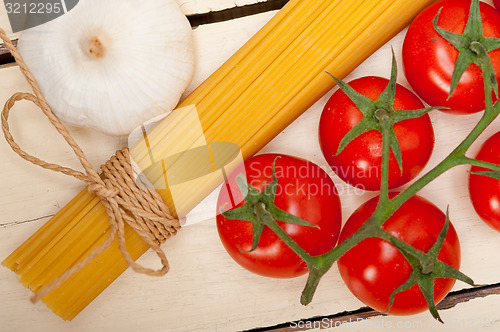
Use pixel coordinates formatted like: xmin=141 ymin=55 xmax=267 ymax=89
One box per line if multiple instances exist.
xmin=319 ymin=76 xmax=434 ymax=191
xmin=403 ymin=0 xmax=500 ymax=114
xmin=337 ymin=194 xmax=461 ymax=315
xmin=469 ymin=131 xmax=500 ymax=232
xmin=216 ymin=154 xmax=342 ymax=278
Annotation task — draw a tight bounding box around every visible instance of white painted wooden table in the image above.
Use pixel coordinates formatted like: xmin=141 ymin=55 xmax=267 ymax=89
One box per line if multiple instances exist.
xmin=1 ymin=1 xmax=500 ymax=331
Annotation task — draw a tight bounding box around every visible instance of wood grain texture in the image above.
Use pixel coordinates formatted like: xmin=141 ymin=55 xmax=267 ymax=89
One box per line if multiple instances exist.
xmin=1 ymin=1 xmax=500 ymax=331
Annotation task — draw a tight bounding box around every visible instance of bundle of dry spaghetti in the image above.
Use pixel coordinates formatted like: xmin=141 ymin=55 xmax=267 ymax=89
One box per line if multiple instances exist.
xmin=2 ymin=0 xmax=438 ymax=321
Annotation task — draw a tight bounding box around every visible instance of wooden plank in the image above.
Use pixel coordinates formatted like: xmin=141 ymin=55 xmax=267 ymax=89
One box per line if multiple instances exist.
xmin=0 ymin=2 xmax=500 ymax=332
xmin=257 ymin=292 xmax=500 ymax=331
xmin=0 ymin=0 xmax=287 ymax=59
xmin=0 ymin=0 xmax=276 ymax=19
xmin=0 ymin=66 xmax=127 ymax=225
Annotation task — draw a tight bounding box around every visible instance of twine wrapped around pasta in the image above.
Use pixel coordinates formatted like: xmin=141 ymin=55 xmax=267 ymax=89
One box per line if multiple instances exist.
xmin=0 ymin=27 xmax=181 ymax=303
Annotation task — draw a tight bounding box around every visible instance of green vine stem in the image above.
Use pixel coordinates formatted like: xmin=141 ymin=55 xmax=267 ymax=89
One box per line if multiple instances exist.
xmin=375 ymin=108 xmax=393 ymax=211
xmin=464 ymin=157 xmax=500 ymax=171
xmin=389 ymin=83 xmax=500 ymax=217
xmin=253 ymin=202 xmax=313 ymax=262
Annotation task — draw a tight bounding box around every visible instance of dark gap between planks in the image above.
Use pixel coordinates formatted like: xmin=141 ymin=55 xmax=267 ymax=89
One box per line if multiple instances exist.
xmin=0 ymin=0 xmax=289 ymax=66
xmin=244 ymin=282 xmax=500 ymax=332
xmin=0 ymin=39 xmax=16 ymax=64
xmin=188 ymin=0 xmax=288 ymax=27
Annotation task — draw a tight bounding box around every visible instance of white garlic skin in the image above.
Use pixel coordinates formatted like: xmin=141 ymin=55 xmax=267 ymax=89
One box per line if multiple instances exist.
xmin=17 ymin=0 xmax=195 ymax=136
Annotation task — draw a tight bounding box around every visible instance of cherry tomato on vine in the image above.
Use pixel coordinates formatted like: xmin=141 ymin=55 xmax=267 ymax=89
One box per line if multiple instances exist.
xmin=337 ymin=194 xmax=461 ymax=315
xmin=403 ymin=0 xmax=500 ymax=114
xmin=319 ymin=76 xmax=434 ymax=191
xmin=216 ymin=154 xmax=342 ymax=278
xmin=469 ymin=131 xmax=500 ymax=232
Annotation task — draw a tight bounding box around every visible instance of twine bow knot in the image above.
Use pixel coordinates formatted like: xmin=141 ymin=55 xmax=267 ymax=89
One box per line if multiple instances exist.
xmin=88 ymin=181 xmax=120 ymax=198
xmin=0 ymin=27 xmax=181 ymax=303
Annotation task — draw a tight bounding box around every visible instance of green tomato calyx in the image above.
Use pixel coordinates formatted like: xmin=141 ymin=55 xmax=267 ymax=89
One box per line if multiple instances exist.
xmin=324 ymin=50 xmax=439 ymax=174
xmin=433 ymin=0 xmax=500 ymax=101
xmin=382 ymin=208 xmax=475 ymax=323
xmin=220 ymin=157 xmax=317 ymax=253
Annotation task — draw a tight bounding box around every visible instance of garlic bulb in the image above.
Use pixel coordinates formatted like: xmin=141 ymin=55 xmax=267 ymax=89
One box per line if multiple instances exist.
xmin=17 ymin=0 xmax=195 ymax=136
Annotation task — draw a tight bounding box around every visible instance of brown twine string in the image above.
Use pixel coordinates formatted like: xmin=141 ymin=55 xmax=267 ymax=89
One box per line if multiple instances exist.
xmin=0 ymin=28 xmax=181 ymax=303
